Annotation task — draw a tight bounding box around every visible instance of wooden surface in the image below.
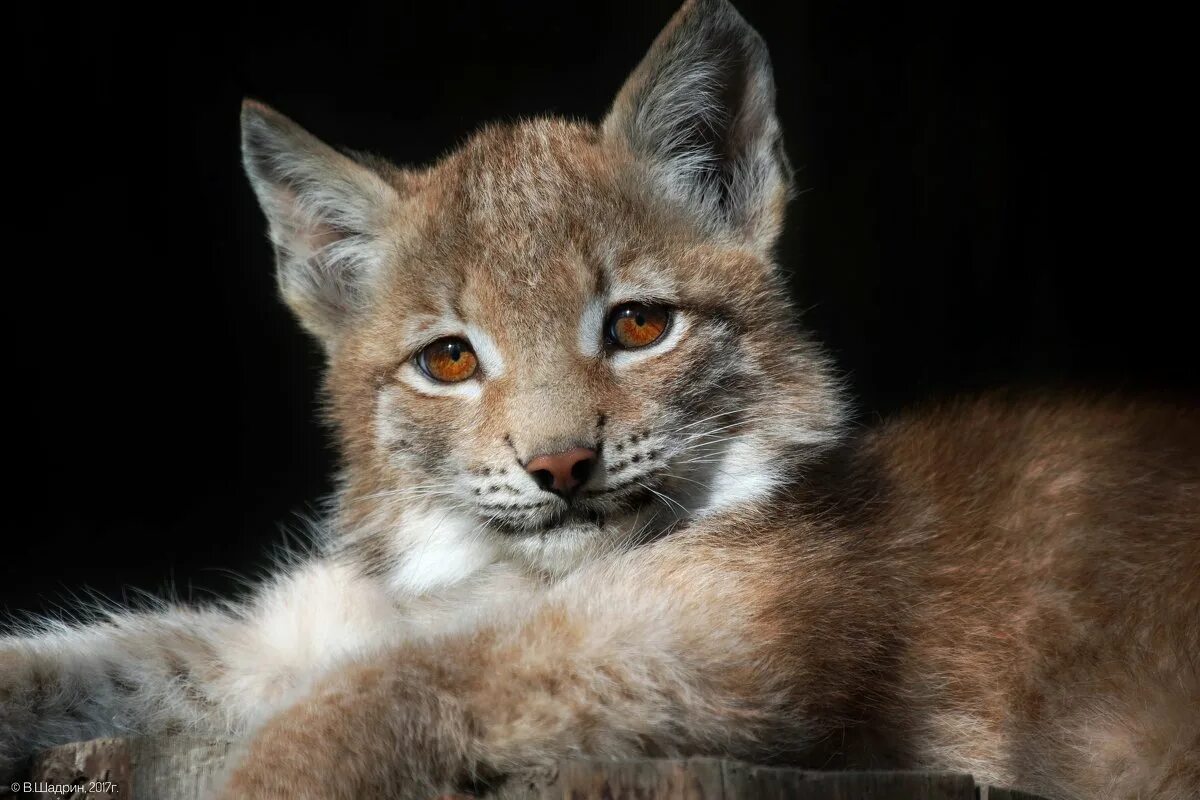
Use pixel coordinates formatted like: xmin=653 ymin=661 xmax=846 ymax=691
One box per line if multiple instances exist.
xmin=9 ymin=737 xmax=233 ymax=799
xmin=493 ymin=760 xmax=984 ymax=799
xmin=2 ymin=738 xmax=1049 ymax=799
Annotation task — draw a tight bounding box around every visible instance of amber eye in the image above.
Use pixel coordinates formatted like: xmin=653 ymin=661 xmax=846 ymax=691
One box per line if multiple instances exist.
xmin=417 ymin=337 xmax=478 ymax=383
xmin=606 ymin=302 xmax=672 ymax=349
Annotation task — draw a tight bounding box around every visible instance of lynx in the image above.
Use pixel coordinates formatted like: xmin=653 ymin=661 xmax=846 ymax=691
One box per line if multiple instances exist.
xmin=2 ymin=1 xmax=1197 ymax=798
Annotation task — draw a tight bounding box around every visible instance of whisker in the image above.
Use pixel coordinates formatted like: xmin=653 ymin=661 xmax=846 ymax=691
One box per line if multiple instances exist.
xmin=676 ymin=417 xmax=767 ymax=443
xmin=669 ymin=409 xmax=745 ymax=432
xmin=660 ymin=472 xmax=714 ymax=491
xmin=674 ymin=435 xmax=743 ymax=453
xmin=636 ymin=482 xmax=689 ymax=517
xmin=358 ymin=484 xmax=457 ymax=501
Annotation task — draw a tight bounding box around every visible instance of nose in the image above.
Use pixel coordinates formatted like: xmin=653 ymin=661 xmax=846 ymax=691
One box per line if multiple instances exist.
xmin=525 ymin=447 xmax=597 ymax=496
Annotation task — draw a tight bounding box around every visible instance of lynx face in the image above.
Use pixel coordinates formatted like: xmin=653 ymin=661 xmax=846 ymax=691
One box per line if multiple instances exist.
xmin=242 ymin=0 xmax=844 ymax=582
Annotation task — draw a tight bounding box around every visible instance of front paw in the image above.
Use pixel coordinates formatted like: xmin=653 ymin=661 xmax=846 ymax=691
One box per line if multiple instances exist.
xmin=213 ymin=660 xmax=474 ymax=799
xmin=214 ymin=722 xmax=348 ymax=800
xmin=215 ymin=731 xmax=447 ymax=800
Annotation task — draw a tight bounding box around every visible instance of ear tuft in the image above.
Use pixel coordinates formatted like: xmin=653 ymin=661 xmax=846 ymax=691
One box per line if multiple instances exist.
xmin=241 ymin=100 xmax=399 ymax=343
xmin=603 ymin=0 xmax=791 ymax=251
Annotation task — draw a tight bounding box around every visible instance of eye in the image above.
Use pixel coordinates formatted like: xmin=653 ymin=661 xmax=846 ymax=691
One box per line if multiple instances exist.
xmin=606 ymin=302 xmax=672 ymax=349
xmin=417 ymin=337 xmax=478 ymax=383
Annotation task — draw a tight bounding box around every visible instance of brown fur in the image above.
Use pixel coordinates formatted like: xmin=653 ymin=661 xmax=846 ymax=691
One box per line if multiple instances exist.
xmin=221 ymin=397 xmax=1199 ymax=799
xmin=212 ymin=2 xmax=1200 ymax=798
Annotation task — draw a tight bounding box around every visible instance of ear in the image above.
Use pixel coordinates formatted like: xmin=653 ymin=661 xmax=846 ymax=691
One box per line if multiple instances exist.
xmin=241 ymin=100 xmax=401 ymax=343
xmin=602 ymin=0 xmax=791 ymax=252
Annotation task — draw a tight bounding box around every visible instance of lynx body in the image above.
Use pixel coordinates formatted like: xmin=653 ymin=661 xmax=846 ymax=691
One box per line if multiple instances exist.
xmin=2 ymin=1 xmax=1196 ymax=798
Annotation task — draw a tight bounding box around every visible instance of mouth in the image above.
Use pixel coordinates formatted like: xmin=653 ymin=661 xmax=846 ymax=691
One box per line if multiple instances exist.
xmin=483 ymin=484 xmax=657 ymax=536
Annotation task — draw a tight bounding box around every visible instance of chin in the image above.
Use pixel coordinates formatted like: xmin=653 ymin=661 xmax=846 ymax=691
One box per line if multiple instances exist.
xmin=493 ymin=511 xmax=643 ymax=576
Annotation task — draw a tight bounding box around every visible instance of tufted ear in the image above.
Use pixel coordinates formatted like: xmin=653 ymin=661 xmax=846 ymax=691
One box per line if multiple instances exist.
xmin=602 ymin=0 xmax=792 ymax=253
xmin=241 ymin=100 xmax=401 ymax=343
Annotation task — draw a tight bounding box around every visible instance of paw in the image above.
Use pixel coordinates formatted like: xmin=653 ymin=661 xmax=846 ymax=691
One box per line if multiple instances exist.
xmin=213 ymin=723 xmax=453 ymax=800
xmin=213 ymin=732 xmax=366 ymax=800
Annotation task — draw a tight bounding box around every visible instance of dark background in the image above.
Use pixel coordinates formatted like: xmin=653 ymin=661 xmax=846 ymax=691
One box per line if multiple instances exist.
xmin=6 ymin=1 xmax=1193 ymax=621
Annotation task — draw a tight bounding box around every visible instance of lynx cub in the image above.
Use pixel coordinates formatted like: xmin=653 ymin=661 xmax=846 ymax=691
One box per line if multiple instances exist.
xmin=2 ymin=1 xmax=1196 ymax=798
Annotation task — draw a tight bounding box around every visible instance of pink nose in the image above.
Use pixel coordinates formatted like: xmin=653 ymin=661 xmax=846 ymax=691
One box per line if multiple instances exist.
xmin=525 ymin=447 xmax=597 ymax=496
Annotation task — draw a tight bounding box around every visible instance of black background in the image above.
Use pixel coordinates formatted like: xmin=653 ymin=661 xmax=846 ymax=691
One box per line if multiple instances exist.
xmin=6 ymin=1 xmax=1193 ymax=621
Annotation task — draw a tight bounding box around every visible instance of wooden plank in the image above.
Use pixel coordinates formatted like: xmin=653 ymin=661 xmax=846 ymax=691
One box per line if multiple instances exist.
xmin=496 ymin=758 xmax=978 ymax=799
xmin=20 ymin=737 xmax=232 ymax=799
xmin=720 ymin=762 xmax=976 ymax=800
xmin=4 ymin=738 xmax=1049 ymax=799
xmin=978 ymin=786 xmax=1051 ymax=800
xmin=507 ymin=757 xmax=728 ymax=799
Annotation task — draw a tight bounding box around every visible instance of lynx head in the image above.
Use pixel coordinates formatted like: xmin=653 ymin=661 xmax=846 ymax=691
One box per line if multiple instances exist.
xmin=241 ymin=0 xmax=845 ymax=588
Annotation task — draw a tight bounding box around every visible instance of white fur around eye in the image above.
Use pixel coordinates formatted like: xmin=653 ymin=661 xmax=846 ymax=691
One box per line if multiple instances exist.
xmin=398 ymin=363 xmax=484 ymax=398
xmin=608 ymin=311 xmax=690 ymax=369
xmin=464 ymin=323 xmax=505 ymax=378
xmin=580 ymin=273 xmax=683 ymax=361
xmin=396 ymin=320 xmax=504 ymax=399
xmin=577 ymin=297 xmax=608 ymax=357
